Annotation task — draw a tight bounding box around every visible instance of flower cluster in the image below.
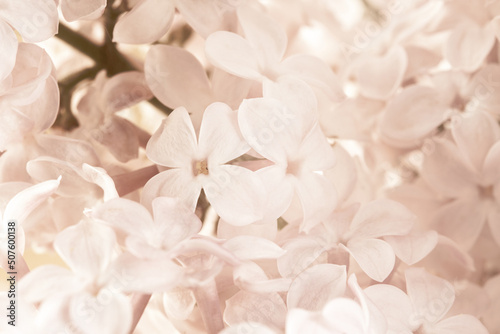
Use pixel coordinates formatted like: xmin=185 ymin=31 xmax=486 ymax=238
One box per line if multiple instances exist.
xmin=0 ymin=0 xmax=499 ymax=333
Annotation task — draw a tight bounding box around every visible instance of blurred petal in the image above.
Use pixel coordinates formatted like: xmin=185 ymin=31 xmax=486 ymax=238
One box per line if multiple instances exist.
xmin=348 ymin=199 xmax=415 ymax=240
xmin=205 ymin=31 xmax=262 ymax=81
xmin=145 ymin=45 xmax=212 ymax=112
xmin=111 ymin=252 xmax=184 ymax=293
xmin=102 ymin=71 xmax=153 ymax=113
xmin=163 ymin=288 xmax=195 ymax=320
xmin=384 ymin=230 xmax=438 ymax=265
xmin=0 ymin=20 xmax=17 ymax=81
xmin=346 ymin=238 xmax=395 ymax=282
xmin=70 ymin=291 xmax=132 ymax=334
xmin=92 ymin=197 xmax=154 ymax=238
xmin=322 ymin=297 xmax=367 ymax=333
xmin=217 ymin=218 xmax=277 ymax=241
xmin=482 ymin=141 xmax=500 ymax=185
xmin=451 ymin=111 xmax=500 ymax=173
xmin=405 ymin=267 xmax=455 ymax=326
xmin=54 ymin=220 xmax=117 ymax=277
xmin=430 ymin=198 xmax=487 ymax=250
xmin=444 ymin=20 xmax=496 ymax=72
xmin=97 ymin=116 xmax=140 ymax=162
xmin=220 ymin=322 xmax=277 ymax=334
xmin=224 ymin=290 xmax=287 ymax=330
xmin=224 ymin=236 xmax=285 ymax=260
xmin=1 ymin=0 xmax=58 ymax=42
xmin=146 ymin=107 xmax=197 ymax=168
xmin=357 ymin=46 xmax=407 ymax=100
xmin=256 ymin=165 xmax=293 ymax=220
xmin=364 ymin=284 xmax=413 ymax=334
xmin=141 ymin=168 xmax=201 ymax=212
xmin=113 ymin=0 xmax=174 ymax=44
xmin=19 ymin=265 xmax=77 ymax=303
xmin=279 ymin=54 xmax=345 ymax=102
xmin=198 ymin=102 xmax=249 ymax=165
xmin=152 ymin=197 xmax=201 ymax=249
xmin=381 ymin=85 xmax=446 ymax=147
xmin=61 ymin=0 xmax=106 ymax=21
xmin=176 ymin=0 xmax=238 ymax=38
xmin=237 ymin=5 xmax=287 ymax=69
xmin=421 ymin=138 xmax=476 ymax=198
xmin=297 ymin=125 xmax=336 ymax=172
xmin=287 ymin=264 xmax=346 ymax=311
xmin=324 ymin=145 xmax=357 ymax=204
xmin=430 ymin=314 xmax=489 ymax=334
xmin=204 ymin=165 xmax=265 ymax=226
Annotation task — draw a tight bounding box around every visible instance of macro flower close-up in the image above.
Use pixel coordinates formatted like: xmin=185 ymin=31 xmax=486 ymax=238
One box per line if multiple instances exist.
xmin=0 ymin=0 xmax=499 ymax=333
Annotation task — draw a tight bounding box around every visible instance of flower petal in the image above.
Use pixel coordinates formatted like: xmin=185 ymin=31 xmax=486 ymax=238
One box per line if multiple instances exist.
xmin=346 ymin=238 xmax=395 ymax=282
xmin=237 ymin=5 xmax=287 ymax=69
xmin=152 ymin=196 xmax=201 ymax=249
xmin=287 ymin=264 xmax=346 ymax=311
xmin=198 ymin=102 xmax=249 ymax=165
xmin=61 ymin=0 xmax=106 ymax=21
xmin=405 ymin=267 xmax=455 ymax=326
xmin=0 ymin=20 xmax=17 ymax=81
xmin=176 ymin=0 xmax=239 ymax=38
xmin=205 ymin=31 xmax=262 ymax=81
xmin=102 ymin=71 xmax=153 ymax=113
xmin=113 ymin=0 xmax=175 ymax=44
xmin=380 ymin=85 xmax=447 ymax=147
xmin=1 ymin=0 xmax=58 ymax=42
xmin=69 ymin=291 xmax=132 ymax=334
xmin=364 ymin=284 xmax=414 ymax=333
xmin=18 ymin=265 xmax=77 ymax=303
xmin=356 ymin=46 xmax=407 ymax=100
xmin=238 ymin=97 xmax=301 ymax=163
xmin=348 ymin=199 xmax=415 ymax=240
xmin=92 ymin=197 xmax=154 ymax=240
xmin=224 ymin=236 xmax=285 ymax=260
xmin=430 ymin=314 xmax=489 ymax=334
xmin=384 ymin=230 xmax=438 ymax=265
xmin=451 ymin=111 xmax=500 ymax=173
xmin=482 ymin=141 xmax=500 ymax=185
xmin=145 ymin=45 xmax=212 ymax=114
xmin=146 ymin=107 xmax=197 ymax=168
xmin=444 ymin=20 xmax=496 ymax=72
xmin=141 ymin=168 xmax=201 ymax=212
xmin=204 ymin=165 xmax=265 ymax=225
xmin=421 ymin=138 xmax=476 ymax=198
xmin=224 ymin=290 xmax=287 ymax=330
xmin=430 ymin=197 xmax=487 ymax=250
xmin=54 ymin=219 xmax=117 ymax=278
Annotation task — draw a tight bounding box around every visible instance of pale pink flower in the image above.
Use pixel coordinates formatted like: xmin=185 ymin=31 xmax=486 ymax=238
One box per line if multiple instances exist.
xmin=143 ymin=103 xmax=265 ymax=226
xmin=19 ymin=219 xmax=133 ymax=334
xmin=286 ymin=275 xmax=385 ymax=334
xmin=238 ymin=76 xmax=337 ymax=231
xmin=277 ymin=199 xmax=415 ymax=282
xmin=205 ymin=5 xmax=344 ymax=102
